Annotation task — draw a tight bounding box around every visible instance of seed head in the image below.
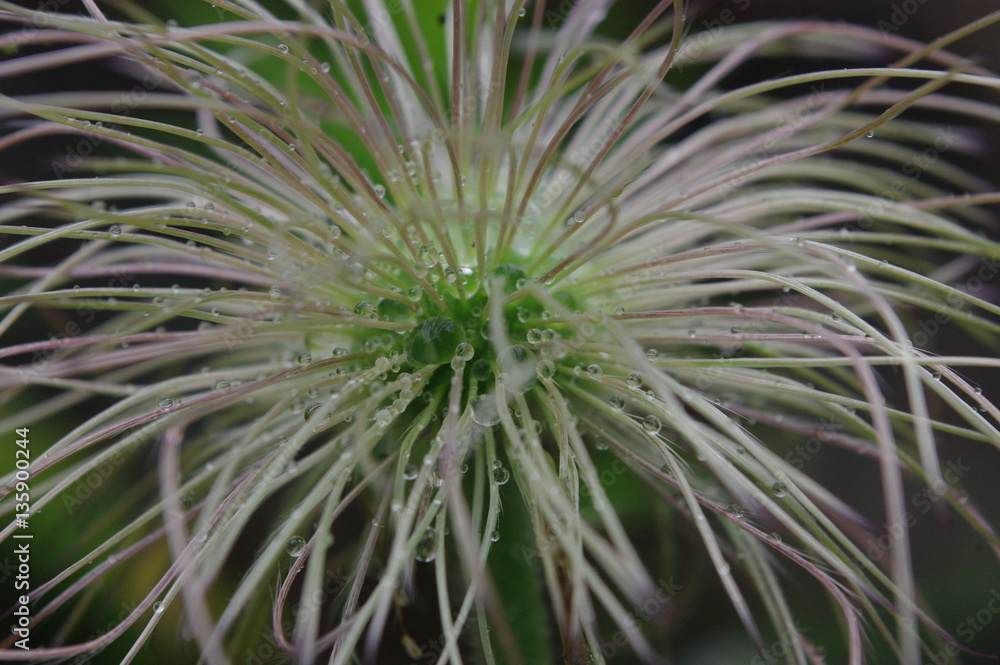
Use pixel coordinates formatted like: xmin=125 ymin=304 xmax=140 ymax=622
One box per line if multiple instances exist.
xmin=1 ymin=3 xmax=999 ymax=665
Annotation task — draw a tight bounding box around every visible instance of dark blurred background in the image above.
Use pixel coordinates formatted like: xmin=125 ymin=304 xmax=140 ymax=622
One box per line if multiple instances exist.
xmin=682 ymin=0 xmax=1000 ymax=70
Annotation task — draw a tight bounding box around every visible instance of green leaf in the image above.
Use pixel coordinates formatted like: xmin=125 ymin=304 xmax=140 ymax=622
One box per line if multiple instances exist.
xmin=487 ymin=486 xmax=556 ymax=665
xmin=399 ymin=0 xmax=451 ymax=99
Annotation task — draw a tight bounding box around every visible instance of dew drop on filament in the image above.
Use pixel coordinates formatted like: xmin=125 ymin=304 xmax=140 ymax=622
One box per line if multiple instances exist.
xmin=286 ymin=536 xmax=306 ymax=557
xmin=491 ymin=466 xmax=510 ymax=485
xmin=415 ymin=532 xmax=436 ymax=562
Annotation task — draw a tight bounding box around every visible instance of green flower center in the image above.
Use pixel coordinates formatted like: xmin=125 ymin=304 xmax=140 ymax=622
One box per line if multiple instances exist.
xmin=327 ymin=250 xmax=582 ymax=401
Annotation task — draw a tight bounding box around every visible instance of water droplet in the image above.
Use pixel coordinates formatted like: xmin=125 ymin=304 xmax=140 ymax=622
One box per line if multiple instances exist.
xmin=492 ymin=466 xmax=510 ymax=485
xmin=586 ymin=364 xmax=602 ymax=376
xmin=771 ymin=482 xmax=787 ymax=498
xmin=609 ymin=395 xmax=625 ymax=410
xmin=109 ymin=224 xmax=122 ymax=237
xmin=642 ymin=415 xmax=661 ymax=434
xmin=536 ymin=359 xmax=556 ymax=379
xmin=645 ymin=349 xmax=659 ymax=360
xmin=417 ymin=245 xmax=439 ymax=268
xmin=403 ymin=464 xmax=418 ymax=480
xmin=491 ymin=530 xmax=500 ymax=542
xmin=626 ymin=373 xmax=642 ymax=388
xmin=277 ymin=43 xmax=289 ymax=54
xmin=866 ymin=130 xmax=875 ymax=138
xmin=320 ymin=61 xmax=330 ymax=73
xmin=304 ymin=402 xmax=322 ymax=420
xmin=286 ymin=535 xmax=306 ymax=557
xmin=405 ymin=317 xmax=466 ymax=367
xmin=354 ymin=301 xmax=377 ymax=318
xmin=472 ymin=395 xmax=501 ymax=427
xmin=526 ymin=328 xmax=543 ymax=344
xmin=152 ymin=601 xmax=165 ymax=614
xmin=158 ymin=397 xmax=174 ymax=410
xmin=726 ymin=504 xmax=746 ymax=519
xmin=456 ymin=342 xmax=475 ymax=361
xmin=214 ymin=379 xmax=230 ymax=391
xmin=416 ymin=532 xmax=436 ymax=562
